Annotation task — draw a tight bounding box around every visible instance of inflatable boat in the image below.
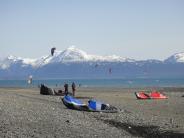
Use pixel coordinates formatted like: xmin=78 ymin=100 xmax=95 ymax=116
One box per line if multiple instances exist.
xmin=62 ymin=95 xmax=118 ymax=113
xmin=135 ymin=91 xmax=167 ymax=99
xmin=88 ymin=99 xmax=118 ymax=113
xmin=62 ymin=95 xmax=88 ymax=111
xmin=149 ymin=91 xmax=167 ymax=99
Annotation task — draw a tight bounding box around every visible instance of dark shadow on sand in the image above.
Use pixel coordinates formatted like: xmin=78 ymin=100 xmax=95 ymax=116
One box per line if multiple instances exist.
xmin=101 ymin=119 xmax=184 ymax=138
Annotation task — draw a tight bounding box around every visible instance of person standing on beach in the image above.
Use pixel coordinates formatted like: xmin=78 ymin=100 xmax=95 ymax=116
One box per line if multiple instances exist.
xmin=64 ymin=83 xmax=69 ymax=95
xmin=72 ymin=82 xmax=76 ymax=96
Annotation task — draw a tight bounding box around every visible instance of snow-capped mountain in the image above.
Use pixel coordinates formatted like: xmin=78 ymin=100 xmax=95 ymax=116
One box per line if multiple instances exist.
xmin=164 ymin=52 xmax=184 ymax=63
xmin=0 ymin=47 xmax=184 ymax=79
xmin=41 ymin=46 xmax=135 ymax=64
xmin=0 ymin=46 xmax=134 ymax=69
xmin=0 ymin=55 xmax=36 ymax=69
xmin=33 ymin=46 xmax=92 ymax=67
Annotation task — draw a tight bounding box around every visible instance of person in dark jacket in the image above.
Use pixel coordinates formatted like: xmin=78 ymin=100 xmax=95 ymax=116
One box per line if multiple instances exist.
xmin=72 ymin=82 xmax=76 ymax=96
xmin=64 ymin=83 xmax=69 ymax=95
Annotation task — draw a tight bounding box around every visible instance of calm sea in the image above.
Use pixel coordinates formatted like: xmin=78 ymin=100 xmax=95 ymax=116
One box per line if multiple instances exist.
xmin=0 ymin=78 xmax=184 ymax=88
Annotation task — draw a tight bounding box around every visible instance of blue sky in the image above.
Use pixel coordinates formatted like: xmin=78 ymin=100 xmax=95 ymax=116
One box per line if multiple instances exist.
xmin=0 ymin=0 xmax=184 ymax=60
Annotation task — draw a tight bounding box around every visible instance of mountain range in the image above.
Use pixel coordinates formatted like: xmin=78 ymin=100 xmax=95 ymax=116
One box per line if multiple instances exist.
xmin=0 ymin=46 xmax=184 ymax=79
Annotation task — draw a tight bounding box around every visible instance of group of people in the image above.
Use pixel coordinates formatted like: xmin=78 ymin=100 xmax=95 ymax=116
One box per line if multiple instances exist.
xmin=39 ymin=82 xmax=77 ymax=96
xmin=64 ymin=82 xmax=76 ymax=96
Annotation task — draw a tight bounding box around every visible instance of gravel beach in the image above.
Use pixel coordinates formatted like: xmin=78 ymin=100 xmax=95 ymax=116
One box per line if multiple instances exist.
xmin=0 ymin=87 xmax=184 ymax=138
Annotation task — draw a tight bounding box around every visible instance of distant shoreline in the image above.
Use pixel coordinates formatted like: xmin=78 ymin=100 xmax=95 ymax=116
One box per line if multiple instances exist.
xmin=0 ymin=78 xmax=184 ymax=88
xmin=1 ymin=86 xmax=184 ymax=93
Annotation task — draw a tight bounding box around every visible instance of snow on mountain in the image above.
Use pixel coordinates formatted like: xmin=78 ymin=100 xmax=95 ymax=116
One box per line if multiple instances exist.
xmin=22 ymin=58 xmax=37 ymax=66
xmin=31 ymin=46 xmax=134 ymax=67
xmin=59 ymin=46 xmax=89 ymax=61
xmin=165 ymin=52 xmax=184 ymax=63
xmin=87 ymin=54 xmax=135 ymax=62
xmin=32 ymin=46 xmax=89 ymax=67
xmin=0 ymin=55 xmax=36 ymax=69
xmin=0 ymin=55 xmax=20 ymax=69
xmin=59 ymin=46 xmax=134 ymax=62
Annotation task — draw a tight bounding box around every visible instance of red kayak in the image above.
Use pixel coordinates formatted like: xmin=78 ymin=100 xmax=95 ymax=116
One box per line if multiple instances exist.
xmin=135 ymin=91 xmax=167 ymax=99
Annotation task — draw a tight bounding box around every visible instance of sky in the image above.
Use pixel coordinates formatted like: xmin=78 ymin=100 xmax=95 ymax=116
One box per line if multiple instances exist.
xmin=0 ymin=0 xmax=184 ymax=60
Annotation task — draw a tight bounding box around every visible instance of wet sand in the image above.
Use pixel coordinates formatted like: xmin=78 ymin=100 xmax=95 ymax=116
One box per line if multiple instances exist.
xmin=0 ymin=87 xmax=184 ymax=138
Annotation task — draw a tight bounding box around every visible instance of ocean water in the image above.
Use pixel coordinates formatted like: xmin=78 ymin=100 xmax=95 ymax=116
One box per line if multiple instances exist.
xmin=0 ymin=78 xmax=184 ymax=88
